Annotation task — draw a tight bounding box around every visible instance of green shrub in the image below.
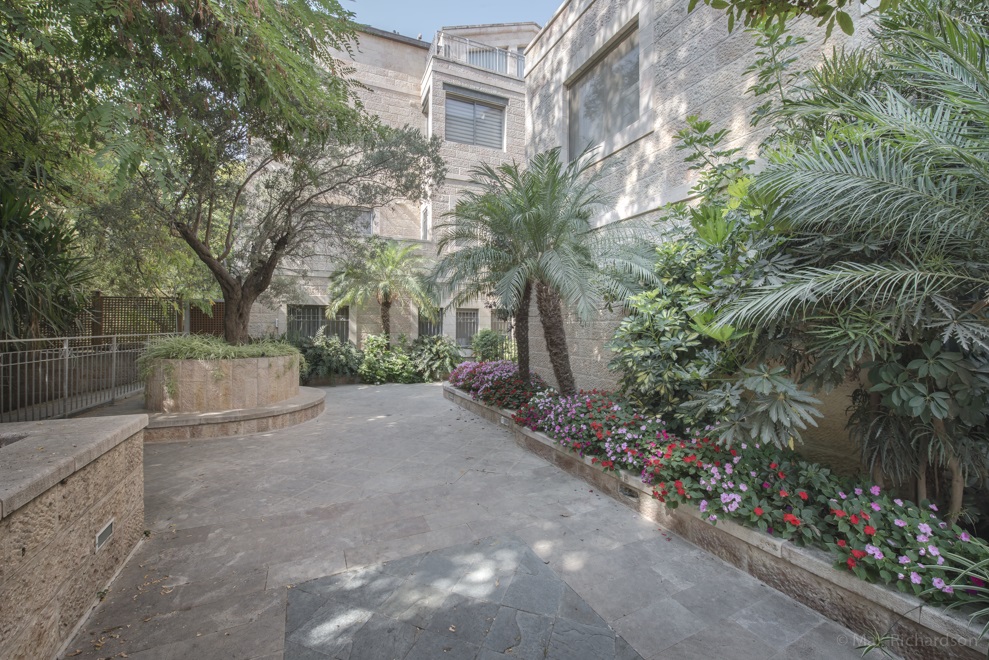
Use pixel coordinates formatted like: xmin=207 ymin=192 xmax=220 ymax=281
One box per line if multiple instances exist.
xmin=297 ymin=328 xmax=363 ymax=383
xmin=409 ymin=335 xmax=462 ymax=381
xmin=358 ymin=334 xmax=420 ymax=384
xmin=138 ymin=334 xmax=302 ymax=381
xmin=471 ymin=329 xmax=513 ymax=362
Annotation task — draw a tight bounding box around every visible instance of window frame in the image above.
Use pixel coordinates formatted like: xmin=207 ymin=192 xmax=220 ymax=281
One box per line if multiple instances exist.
xmin=443 ymin=86 xmax=507 ymax=151
xmin=567 ymin=24 xmax=640 ymax=160
xmin=455 ymin=308 xmax=479 ymax=348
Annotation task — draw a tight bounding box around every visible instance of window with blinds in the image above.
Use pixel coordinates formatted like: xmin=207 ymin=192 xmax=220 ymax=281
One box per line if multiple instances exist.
xmin=568 ymin=27 xmax=640 ymax=157
xmin=445 ymin=96 xmax=505 ymax=150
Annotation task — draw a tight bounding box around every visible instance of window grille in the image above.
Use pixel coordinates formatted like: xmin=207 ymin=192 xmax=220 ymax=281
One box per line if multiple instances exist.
xmin=455 ymin=308 xmax=479 ymax=348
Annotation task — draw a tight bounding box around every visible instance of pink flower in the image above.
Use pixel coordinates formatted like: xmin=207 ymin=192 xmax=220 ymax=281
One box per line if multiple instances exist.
xmin=910 ymin=572 xmax=922 ymax=584
xmin=870 ymin=502 xmax=881 ymax=512
xmin=870 ymin=485 xmax=881 ymax=496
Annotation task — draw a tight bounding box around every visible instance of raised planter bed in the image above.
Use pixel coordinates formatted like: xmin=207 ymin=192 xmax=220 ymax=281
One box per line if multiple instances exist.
xmin=144 ymin=354 xmax=300 ymax=413
xmin=0 ymin=415 xmax=146 ymax=659
xmin=443 ymin=383 xmax=988 ymax=660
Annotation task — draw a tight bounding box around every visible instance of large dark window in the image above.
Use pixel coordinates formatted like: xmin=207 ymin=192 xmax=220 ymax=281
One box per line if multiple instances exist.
xmin=568 ymin=27 xmax=639 ymax=156
xmin=445 ymin=96 xmax=505 ymax=150
xmin=288 ymin=305 xmax=348 ymax=342
xmin=418 ymin=309 xmax=443 ymax=337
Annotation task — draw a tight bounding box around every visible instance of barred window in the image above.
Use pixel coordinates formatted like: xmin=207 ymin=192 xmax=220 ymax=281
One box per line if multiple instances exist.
xmin=287 ymin=305 xmax=348 ymax=342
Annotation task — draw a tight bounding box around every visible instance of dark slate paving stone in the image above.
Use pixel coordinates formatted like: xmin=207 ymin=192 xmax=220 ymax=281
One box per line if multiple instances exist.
xmin=501 ymin=570 xmax=566 ymax=616
xmin=484 ymin=606 xmax=554 ymax=657
xmin=558 ymin=584 xmax=608 ymax=628
xmin=286 ymin=589 xmax=330 ymax=636
xmin=284 ymin=640 xmax=333 ymax=659
xmin=549 ymin=618 xmax=637 ymax=660
xmin=286 ymin=598 xmax=373 ymax=657
xmin=425 ymin=593 xmax=500 ymax=645
xmin=349 ymin=613 xmax=420 ymax=660
xmin=288 ymin=536 xmax=637 ymax=660
xmin=404 ymin=629 xmax=481 ymax=660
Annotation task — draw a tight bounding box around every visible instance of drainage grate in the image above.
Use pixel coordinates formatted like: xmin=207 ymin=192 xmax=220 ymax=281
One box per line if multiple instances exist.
xmin=96 ymin=520 xmax=114 ymax=550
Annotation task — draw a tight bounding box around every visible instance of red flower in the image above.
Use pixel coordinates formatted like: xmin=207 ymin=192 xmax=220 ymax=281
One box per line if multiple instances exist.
xmin=777 ymin=471 xmax=786 ymax=479
xmin=851 ymin=549 xmax=867 ymax=559
xmin=849 ymin=515 xmax=860 ymax=525
xmin=798 ymin=491 xmax=808 ymax=501
xmin=864 ymin=525 xmax=876 ymax=536
xmin=860 ymin=512 xmax=870 ymax=521
xmin=753 ymin=507 xmax=764 ymax=516
xmin=837 ymin=539 xmax=847 ymax=547
xmin=684 ymin=454 xmax=697 ymax=463
xmin=832 ymin=509 xmax=847 ymax=518
xmin=783 ymin=513 xmax=801 ymax=526
xmin=779 ymin=490 xmax=789 ymax=498
xmin=601 ymin=460 xmax=614 ymax=468
xmin=770 ymin=462 xmax=778 ymax=469
xmin=847 ymin=557 xmax=857 ymax=569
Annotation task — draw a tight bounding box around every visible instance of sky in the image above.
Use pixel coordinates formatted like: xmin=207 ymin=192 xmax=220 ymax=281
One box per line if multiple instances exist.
xmin=347 ymin=0 xmax=563 ymax=42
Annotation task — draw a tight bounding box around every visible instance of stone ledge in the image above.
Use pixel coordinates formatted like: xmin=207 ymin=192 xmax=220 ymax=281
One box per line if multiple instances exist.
xmin=144 ymin=387 xmax=325 ymax=443
xmin=443 ymin=384 xmax=989 ymax=660
xmin=0 ymin=415 xmax=148 ymax=520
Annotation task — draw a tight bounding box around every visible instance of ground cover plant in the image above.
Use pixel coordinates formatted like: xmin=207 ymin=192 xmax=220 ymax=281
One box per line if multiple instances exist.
xmin=448 ymin=360 xmax=547 ymax=411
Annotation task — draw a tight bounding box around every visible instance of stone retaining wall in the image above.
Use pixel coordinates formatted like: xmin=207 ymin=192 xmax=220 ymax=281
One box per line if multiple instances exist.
xmin=0 ymin=415 xmax=146 ymax=659
xmin=443 ymin=384 xmax=988 ymax=660
xmin=145 ymin=355 xmax=300 ymax=413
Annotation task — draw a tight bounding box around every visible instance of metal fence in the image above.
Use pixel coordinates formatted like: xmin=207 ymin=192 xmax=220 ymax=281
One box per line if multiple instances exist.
xmin=432 ymin=32 xmax=525 ymax=79
xmin=0 ymin=333 xmax=181 ymax=422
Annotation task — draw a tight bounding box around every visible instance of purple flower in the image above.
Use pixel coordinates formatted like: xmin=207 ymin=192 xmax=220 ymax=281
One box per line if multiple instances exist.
xmin=910 ymin=572 xmax=922 ymax=584
xmin=838 ymin=491 xmax=847 ymax=500
xmin=960 ymin=531 xmax=972 ymax=542
xmin=708 ymin=514 xmax=718 ymax=522
xmin=898 ymin=573 xmax=905 ymax=580
xmin=870 ymin=502 xmax=881 ymax=512
xmin=927 ymin=545 xmax=940 ymax=557
xmin=854 ymin=487 xmax=863 ymax=496
xmin=865 ymin=544 xmax=884 ymax=560
xmin=933 ymin=578 xmax=946 ymax=590
xmin=894 ymin=498 xmax=904 ymax=506
xmin=898 ymin=556 xmax=911 ymax=565
xmin=894 ymin=519 xmax=907 ymax=528
xmin=918 ymin=523 xmax=932 ymax=535
xmin=739 ymin=483 xmax=748 ymax=492
xmin=929 ymin=503 xmax=939 ymax=512
xmin=917 ymin=534 xmax=929 ymax=543
xmin=870 ymin=485 xmax=881 ymax=496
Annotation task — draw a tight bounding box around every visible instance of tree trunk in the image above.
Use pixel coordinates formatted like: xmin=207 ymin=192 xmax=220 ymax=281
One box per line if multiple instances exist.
xmin=946 ymin=453 xmax=965 ymax=524
xmin=221 ymin=285 xmax=257 ymax=345
xmin=515 ymin=281 xmax=532 ymax=383
xmin=380 ymin=296 xmax=392 ymax=347
xmin=535 ymin=281 xmax=576 ymax=396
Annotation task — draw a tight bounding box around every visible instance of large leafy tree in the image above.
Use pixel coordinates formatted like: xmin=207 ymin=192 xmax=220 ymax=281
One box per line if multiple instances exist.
xmin=327 ymin=238 xmax=438 ymax=346
xmin=435 ymin=149 xmax=657 ymax=396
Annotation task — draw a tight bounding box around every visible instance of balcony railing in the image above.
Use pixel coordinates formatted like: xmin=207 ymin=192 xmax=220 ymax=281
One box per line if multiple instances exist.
xmin=431 ymin=32 xmax=525 ymax=79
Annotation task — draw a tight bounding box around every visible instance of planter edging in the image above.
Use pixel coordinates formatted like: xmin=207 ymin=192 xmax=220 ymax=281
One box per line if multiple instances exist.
xmin=443 ymin=384 xmax=988 ymax=660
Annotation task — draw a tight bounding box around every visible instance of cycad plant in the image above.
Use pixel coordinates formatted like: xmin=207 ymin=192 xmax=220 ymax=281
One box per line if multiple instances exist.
xmin=434 ymin=148 xmax=657 ymax=395
xmin=718 ymin=0 xmax=989 ymax=521
xmin=327 ymin=238 xmax=437 ymax=346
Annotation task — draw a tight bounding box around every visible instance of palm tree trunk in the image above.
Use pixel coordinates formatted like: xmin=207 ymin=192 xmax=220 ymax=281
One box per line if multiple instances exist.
xmin=535 ymin=282 xmax=576 ymax=396
xmin=380 ymin=296 xmax=392 ymax=347
xmin=515 ymin=281 xmax=532 ymax=383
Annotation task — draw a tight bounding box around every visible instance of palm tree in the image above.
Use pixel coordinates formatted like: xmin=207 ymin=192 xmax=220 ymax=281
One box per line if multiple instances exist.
xmin=327 ymin=238 xmax=437 ymax=346
xmin=718 ymin=0 xmax=989 ymax=521
xmin=435 ymin=148 xmax=657 ymax=395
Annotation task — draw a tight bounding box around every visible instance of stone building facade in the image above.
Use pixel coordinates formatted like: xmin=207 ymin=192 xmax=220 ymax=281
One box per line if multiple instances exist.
xmin=250 ymin=23 xmax=540 ymax=350
xmin=522 ymin=0 xmax=872 ymax=391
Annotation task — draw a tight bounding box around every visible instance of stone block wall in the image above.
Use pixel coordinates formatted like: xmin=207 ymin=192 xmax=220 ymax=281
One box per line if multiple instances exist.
xmin=0 ymin=416 xmax=146 ymax=659
xmin=144 ymin=355 xmax=301 ymax=413
xmin=523 ymin=0 xmax=873 ymax=390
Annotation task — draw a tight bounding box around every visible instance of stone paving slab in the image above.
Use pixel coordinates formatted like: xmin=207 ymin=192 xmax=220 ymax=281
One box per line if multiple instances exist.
xmin=285 ymin=536 xmax=643 ymax=660
xmin=61 ymin=383 xmax=878 ymax=660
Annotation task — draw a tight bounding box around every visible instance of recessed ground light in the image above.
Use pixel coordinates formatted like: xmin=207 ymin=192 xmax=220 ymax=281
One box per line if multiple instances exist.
xmin=96 ymin=520 xmax=114 ymax=551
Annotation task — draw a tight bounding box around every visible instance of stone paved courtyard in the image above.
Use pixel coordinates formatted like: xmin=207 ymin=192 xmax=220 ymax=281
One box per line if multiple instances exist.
xmin=64 ymin=383 xmax=871 ymax=659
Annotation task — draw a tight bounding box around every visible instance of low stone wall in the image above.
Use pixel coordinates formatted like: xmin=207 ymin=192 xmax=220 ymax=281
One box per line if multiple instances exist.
xmin=145 ymin=355 xmax=300 ymax=413
xmin=0 ymin=415 xmax=146 ymax=659
xmin=443 ymin=385 xmax=989 ymax=660
xmin=144 ymin=386 xmax=326 ymax=442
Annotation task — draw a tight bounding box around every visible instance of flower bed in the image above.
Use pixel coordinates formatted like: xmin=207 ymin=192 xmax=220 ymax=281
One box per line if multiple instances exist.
xmin=448 ymin=360 xmax=547 ymax=411
xmin=513 ymin=388 xmax=986 ymax=607
xmin=445 ymin=381 xmax=989 ymax=659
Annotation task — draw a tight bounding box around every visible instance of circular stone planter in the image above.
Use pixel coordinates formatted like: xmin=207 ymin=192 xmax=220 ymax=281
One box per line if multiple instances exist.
xmin=144 ymin=354 xmax=301 ymax=413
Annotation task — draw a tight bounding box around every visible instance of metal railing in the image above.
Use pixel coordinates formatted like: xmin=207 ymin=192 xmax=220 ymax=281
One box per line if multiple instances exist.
xmin=431 ymin=32 xmax=525 ymax=79
xmin=0 ymin=332 xmax=181 ymax=422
